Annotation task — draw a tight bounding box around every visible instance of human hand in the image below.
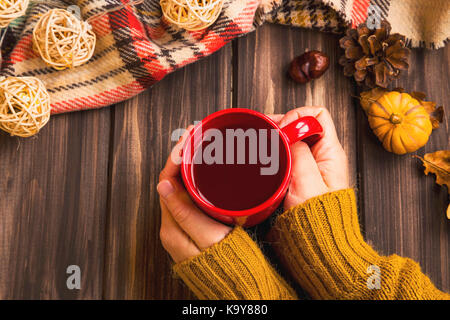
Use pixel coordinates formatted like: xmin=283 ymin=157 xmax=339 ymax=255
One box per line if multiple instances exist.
xmin=157 ymin=126 xmax=231 ymax=263
xmin=158 ymin=107 xmax=348 ymax=262
xmin=269 ymin=106 xmax=349 ymax=210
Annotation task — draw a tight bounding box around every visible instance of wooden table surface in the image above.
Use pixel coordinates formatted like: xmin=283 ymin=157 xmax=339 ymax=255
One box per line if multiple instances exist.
xmin=0 ymin=24 xmax=448 ymax=299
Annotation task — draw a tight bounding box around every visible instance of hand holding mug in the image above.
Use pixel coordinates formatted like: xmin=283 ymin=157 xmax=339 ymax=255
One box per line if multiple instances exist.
xmin=181 ymin=108 xmax=323 ymax=227
xmin=158 ymin=127 xmax=231 ymax=263
xmin=158 ymin=106 xmax=349 ymax=263
xmin=275 ymin=107 xmax=350 ymax=210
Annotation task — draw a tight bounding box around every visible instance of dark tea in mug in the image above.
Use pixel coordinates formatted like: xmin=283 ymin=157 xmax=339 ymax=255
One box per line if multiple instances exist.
xmin=190 ymin=113 xmax=288 ymax=211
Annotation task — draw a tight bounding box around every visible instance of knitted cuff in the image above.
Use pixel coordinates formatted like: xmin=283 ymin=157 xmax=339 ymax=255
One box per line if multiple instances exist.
xmin=269 ymin=189 xmax=450 ymax=300
xmin=173 ymin=227 xmax=298 ymax=300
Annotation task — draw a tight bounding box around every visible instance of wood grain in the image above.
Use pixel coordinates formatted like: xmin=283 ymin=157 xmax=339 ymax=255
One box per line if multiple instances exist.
xmin=0 ymin=24 xmax=448 ymax=299
xmin=0 ymin=109 xmax=110 ymax=299
xmin=233 ymin=24 xmax=357 ymax=297
xmin=234 ymin=24 xmax=357 ymax=186
xmin=103 ymin=44 xmax=232 ymax=299
xmin=357 ymin=46 xmax=450 ymax=292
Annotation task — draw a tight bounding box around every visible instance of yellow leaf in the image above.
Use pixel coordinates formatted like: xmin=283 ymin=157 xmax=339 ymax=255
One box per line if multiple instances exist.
xmin=410 ymin=92 xmax=444 ymax=129
xmin=415 ymin=150 xmax=450 ymax=219
xmin=422 ymin=150 xmax=450 ymax=191
xmin=359 ymin=87 xmax=387 ymax=113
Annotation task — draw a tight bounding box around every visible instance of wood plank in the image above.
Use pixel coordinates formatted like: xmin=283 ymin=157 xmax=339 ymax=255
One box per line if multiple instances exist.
xmin=236 ymin=24 xmax=449 ymax=294
xmin=234 ymin=24 xmax=357 ymax=186
xmin=103 ymin=45 xmax=232 ymax=299
xmin=234 ymin=25 xmax=357 ymax=297
xmin=357 ymin=46 xmax=450 ymax=292
xmin=0 ymin=109 xmax=110 ymax=299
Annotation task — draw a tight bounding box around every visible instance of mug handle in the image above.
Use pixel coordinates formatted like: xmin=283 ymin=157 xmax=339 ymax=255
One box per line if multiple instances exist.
xmin=280 ymin=116 xmax=324 ymax=146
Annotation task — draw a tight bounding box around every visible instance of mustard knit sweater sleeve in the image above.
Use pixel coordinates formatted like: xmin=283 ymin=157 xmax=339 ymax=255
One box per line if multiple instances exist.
xmin=174 ymin=189 xmax=450 ymax=300
xmin=269 ymin=188 xmax=449 ymax=300
xmin=173 ymin=227 xmax=298 ymax=300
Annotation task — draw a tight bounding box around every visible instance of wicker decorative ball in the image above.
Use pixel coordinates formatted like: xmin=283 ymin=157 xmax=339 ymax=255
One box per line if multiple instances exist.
xmin=32 ymin=8 xmax=96 ymax=70
xmin=160 ymin=0 xmax=224 ymax=31
xmin=0 ymin=76 xmax=51 ymax=137
xmin=0 ymin=0 xmax=29 ymax=28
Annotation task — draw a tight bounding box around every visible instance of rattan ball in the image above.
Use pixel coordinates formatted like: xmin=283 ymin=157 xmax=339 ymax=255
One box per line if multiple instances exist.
xmin=160 ymin=0 xmax=223 ymax=31
xmin=0 ymin=0 xmax=29 ymax=28
xmin=0 ymin=76 xmax=51 ymax=137
xmin=32 ymin=8 xmax=96 ymax=70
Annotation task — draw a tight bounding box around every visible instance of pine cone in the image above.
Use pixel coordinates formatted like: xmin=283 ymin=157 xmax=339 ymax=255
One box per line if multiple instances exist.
xmin=339 ymin=20 xmax=410 ymax=88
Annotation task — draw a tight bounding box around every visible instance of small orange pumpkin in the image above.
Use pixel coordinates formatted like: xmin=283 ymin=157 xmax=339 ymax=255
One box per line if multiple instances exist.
xmin=367 ymin=91 xmax=432 ymax=155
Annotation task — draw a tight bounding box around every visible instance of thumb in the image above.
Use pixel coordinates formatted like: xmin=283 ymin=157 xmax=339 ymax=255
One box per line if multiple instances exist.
xmin=157 ymin=179 xmax=231 ymax=250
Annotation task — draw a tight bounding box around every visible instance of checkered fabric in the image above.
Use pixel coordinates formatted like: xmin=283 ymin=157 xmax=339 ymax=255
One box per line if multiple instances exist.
xmin=322 ymin=0 xmax=450 ymax=48
xmin=1 ymin=0 xmax=448 ymax=114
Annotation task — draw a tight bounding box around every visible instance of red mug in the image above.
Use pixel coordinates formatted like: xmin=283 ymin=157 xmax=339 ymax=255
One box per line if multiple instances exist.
xmin=181 ymin=108 xmax=323 ymax=227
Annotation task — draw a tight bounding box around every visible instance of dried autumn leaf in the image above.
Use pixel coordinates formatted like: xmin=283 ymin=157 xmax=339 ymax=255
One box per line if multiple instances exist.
xmin=410 ymin=91 xmax=444 ymax=129
xmin=422 ymin=150 xmax=450 ymax=190
xmin=359 ymin=87 xmax=387 ymax=113
xmin=415 ymin=150 xmax=450 ymax=219
xmin=409 ymin=91 xmax=426 ymax=100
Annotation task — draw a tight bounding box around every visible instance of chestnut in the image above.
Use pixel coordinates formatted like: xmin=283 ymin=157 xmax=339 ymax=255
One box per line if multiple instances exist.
xmin=288 ymin=50 xmax=330 ymax=84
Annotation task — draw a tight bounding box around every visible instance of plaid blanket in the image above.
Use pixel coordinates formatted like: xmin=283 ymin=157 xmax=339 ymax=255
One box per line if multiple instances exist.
xmin=1 ymin=0 xmax=448 ymax=114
